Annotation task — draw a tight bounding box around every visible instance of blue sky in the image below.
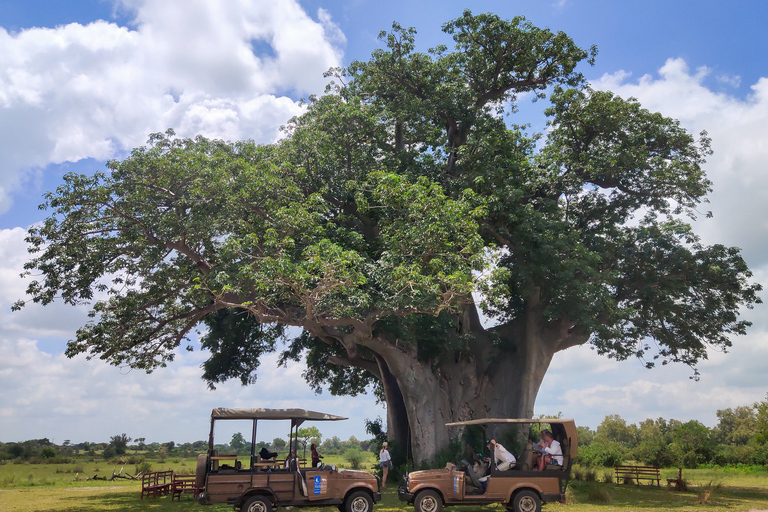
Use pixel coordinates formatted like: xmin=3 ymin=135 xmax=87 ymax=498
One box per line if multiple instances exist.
xmin=1 ymin=0 xmax=767 ymax=445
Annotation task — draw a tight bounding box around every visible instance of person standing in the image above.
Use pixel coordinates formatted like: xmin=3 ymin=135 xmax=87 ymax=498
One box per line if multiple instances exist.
xmin=379 ymin=441 xmax=392 ymax=488
xmin=311 ymin=443 xmax=322 ymax=468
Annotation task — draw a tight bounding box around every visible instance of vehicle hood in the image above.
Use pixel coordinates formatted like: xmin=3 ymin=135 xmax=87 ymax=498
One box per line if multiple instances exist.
xmin=408 ymin=469 xmax=450 ymax=480
xmin=339 ymin=469 xmax=378 ymax=480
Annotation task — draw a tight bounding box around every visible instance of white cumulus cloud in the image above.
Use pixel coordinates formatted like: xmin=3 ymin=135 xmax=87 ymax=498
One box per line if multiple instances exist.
xmin=0 ymin=0 xmax=345 ymax=213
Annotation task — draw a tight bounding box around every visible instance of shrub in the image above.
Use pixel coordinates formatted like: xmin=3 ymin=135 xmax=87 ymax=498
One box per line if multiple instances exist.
xmin=577 ymin=441 xmax=626 ymax=467
xmin=136 ymin=461 xmax=152 ymax=474
xmin=572 ymin=466 xmax=584 ymax=481
xmin=602 ymin=470 xmax=613 ymax=484
xmin=633 ymin=438 xmax=674 ymax=467
xmin=585 ymin=483 xmax=611 ymax=504
xmin=584 ymin=468 xmax=597 ymax=482
xmin=697 ymin=482 xmax=721 ymax=504
xmin=344 ymin=448 xmax=365 ymax=469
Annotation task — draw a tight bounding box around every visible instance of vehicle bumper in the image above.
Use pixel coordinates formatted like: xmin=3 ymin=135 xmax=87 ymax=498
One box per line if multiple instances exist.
xmin=373 ymin=492 xmax=382 ymax=503
xmin=397 ymin=485 xmax=414 ymax=503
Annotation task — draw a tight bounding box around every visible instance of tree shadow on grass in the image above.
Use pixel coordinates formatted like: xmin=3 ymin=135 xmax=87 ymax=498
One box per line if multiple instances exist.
xmin=566 ymin=481 xmax=768 ymax=510
xmin=57 ymin=490 xmax=228 ymax=512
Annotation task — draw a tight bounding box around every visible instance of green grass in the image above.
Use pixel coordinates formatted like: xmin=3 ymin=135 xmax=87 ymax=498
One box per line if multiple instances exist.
xmin=2 ymin=460 xmax=767 ymax=512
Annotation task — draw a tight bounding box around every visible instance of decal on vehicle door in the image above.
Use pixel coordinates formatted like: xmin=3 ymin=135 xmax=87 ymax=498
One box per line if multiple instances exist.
xmin=454 ymin=474 xmax=459 ymax=493
xmin=313 ymin=476 xmax=327 ymax=495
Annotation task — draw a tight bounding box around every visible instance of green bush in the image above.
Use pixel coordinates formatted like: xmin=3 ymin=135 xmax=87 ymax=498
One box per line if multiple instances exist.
xmin=577 ymin=441 xmax=626 ymax=467
xmin=585 ymin=483 xmax=611 ymax=504
xmin=633 ymin=438 xmax=674 ymax=467
xmin=344 ymin=448 xmax=365 ymax=469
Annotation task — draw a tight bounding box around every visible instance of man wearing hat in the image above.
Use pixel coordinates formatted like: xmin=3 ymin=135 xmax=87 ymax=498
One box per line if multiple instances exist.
xmin=486 ymin=439 xmax=516 ymax=471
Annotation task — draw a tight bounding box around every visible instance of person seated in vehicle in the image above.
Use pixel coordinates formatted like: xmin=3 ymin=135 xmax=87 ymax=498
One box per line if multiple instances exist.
xmin=284 ymin=449 xmax=298 ymax=470
xmin=533 ymin=430 xmax=563 ymax=470
xmin=260 ymin=446 xmax=278 ymax=460
xmin=486 ymin=439 xmax=516 ymax=471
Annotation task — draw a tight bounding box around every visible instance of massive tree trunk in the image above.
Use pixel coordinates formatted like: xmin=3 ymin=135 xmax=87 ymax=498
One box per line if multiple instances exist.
xmin=354 ymin=299 xmax=587 ymax=464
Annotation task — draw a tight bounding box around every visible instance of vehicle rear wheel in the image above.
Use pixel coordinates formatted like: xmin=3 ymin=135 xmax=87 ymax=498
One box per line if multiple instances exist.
xmin=344 ymin=490 xmax=373 ymax=512
xmin=510 ymin=490 xmax=541 ymax=512
xmin=242 ymin=495 xmax=273 ymax=512
xmin=414 ymin=490 xmax=442 ymax=512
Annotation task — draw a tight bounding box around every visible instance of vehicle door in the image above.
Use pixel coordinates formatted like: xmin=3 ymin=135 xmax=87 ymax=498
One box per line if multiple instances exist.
xmin=450 ymin=471 xmax=465 ymax=500
xmin=304 ymin=469 xmax=330 ymax=501
xmin=483 ymin=476 xmax=511 ymax=500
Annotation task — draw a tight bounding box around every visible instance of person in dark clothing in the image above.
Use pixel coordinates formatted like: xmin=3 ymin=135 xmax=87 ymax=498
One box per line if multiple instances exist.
xmin=260 ymin=446 xmax=278 ymax=460
xmin=311 ymin=443 xmax=323 ymax=467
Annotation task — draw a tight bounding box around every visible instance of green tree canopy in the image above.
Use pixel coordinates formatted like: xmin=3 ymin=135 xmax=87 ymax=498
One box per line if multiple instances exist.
xmin=17 ymin=10 xmax=761 ymax=463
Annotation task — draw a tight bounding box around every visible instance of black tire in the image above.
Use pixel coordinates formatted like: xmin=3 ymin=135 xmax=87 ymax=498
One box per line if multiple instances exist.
xmin=242 ymin=495 xmax=273 ymax=512
xmin=344 ymin=490 xmax=373 ymax=512
xmin=414 ymin=490 xmax=442 ymax=512
xmin=510 ymin=490 xmax=541 ymax=512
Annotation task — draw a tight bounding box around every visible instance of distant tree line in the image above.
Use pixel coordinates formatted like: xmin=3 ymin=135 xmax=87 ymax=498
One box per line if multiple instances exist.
xmin=577 ymin=394 xmax=768 ymax=468
xmin=0 ymin=429 xmax=377 ymax=464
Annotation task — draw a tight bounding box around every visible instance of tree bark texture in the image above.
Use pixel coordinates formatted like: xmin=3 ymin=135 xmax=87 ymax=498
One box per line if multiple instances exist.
xmin=326 ymin=299 xmax=582 ymax=465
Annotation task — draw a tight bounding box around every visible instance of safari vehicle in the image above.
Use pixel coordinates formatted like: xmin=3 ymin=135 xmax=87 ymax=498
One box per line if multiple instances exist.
xmin=398 ymin=419 xmax=578 ymax=512
xmin=196 ymin=408 xmax=381 ymax=512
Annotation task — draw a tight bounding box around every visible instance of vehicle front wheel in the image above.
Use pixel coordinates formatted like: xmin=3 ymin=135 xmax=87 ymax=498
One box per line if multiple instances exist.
xmin=414 ymin=490 xmax=442 ymax=512
xmin=242 ymin=495 xmax=273 ymax=512
xmin=345 ymin=491 xmax=373 ymax=512
xmin=510 ymin=490 xmax=541 ymax=512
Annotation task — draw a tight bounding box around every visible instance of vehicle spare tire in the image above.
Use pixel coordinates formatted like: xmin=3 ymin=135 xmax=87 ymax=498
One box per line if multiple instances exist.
xmin=196 ymin=453 xmax=207 ymax=489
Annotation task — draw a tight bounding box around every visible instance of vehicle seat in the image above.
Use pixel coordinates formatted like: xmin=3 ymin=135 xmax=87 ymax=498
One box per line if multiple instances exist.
xmin=465 ymin=464 xmax=482 ymax=489
xmin=518 ymin=441 xmax=533 ymax=471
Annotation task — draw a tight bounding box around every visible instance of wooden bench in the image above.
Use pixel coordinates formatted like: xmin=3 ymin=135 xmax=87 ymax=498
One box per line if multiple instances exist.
xmin=171 ymin=473 xmax=200 ymax=501
xmin=140 ymin=470 xmax=173 ymax=498
xmin=615 ymin=465 xmax=660 ymax=486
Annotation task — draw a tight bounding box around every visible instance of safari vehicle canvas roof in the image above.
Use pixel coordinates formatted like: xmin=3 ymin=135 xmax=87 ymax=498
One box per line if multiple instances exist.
xmin=446 ymin=418 xmax=578 ymax=457
xmin=210 ymin=408 xmax=348 ymax=421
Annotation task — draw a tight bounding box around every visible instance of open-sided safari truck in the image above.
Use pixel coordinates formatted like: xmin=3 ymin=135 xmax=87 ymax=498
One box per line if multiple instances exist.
xmin=196 ymin=408 xmax=381 ymax=512
xmin=398 ymin=418 xmax=578 ymax=512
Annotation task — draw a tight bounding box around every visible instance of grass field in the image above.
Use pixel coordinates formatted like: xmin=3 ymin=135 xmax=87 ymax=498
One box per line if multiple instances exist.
xmin=2 ymin=458 xmax=768 ymax=512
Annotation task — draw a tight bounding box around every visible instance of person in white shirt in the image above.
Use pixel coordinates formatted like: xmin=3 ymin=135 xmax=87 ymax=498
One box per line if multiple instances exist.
xmin=379 ymin=442 xmax=392 ymax=487
xmin=487 ymin=439 xmax=516 ymax=471
xmin=534 ymin=430 xmax=563 ymax=470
